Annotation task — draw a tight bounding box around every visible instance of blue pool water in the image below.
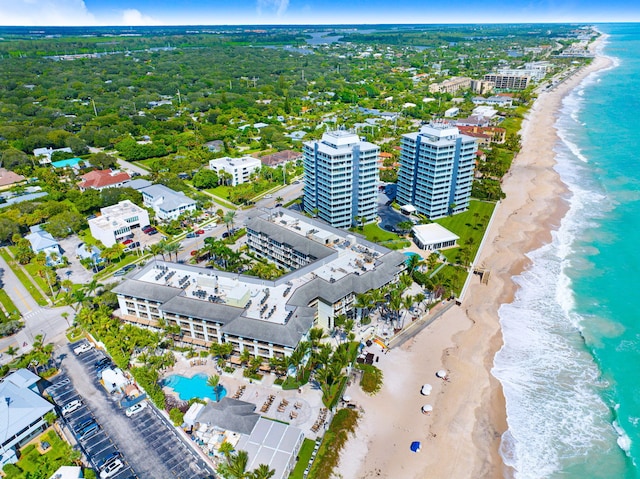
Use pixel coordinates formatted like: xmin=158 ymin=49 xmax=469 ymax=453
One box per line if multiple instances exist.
xmin=403 ymin=252 xmax=422 ymax=265
xmin=162 ymin=373 xmax=227 ymax=402
xmin=51 ymin=157 xmax=83 ymax=168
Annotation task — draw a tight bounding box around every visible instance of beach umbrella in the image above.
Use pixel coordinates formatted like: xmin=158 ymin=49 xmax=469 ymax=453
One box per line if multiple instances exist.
xmin=421 ymin=384 xmax=432 ymax=396
xmin=410 ymin=441 xmax=421 ymax=453
xmin=421 ymin=404 xmax=433 ymax=414
xmin=436 ymin=369 xmax=447 ymax=379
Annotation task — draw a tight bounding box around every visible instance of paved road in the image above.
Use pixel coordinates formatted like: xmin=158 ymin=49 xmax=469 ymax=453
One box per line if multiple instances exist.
xmin=116 ymin=158 xmax=149 ymax=176
xmin=57 ymin=342 xmax=214 ymax=479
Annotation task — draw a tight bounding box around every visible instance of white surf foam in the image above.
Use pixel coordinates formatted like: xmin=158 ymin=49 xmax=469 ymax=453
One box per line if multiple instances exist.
xmin=493 ymin=50 xmax=622 ymax=478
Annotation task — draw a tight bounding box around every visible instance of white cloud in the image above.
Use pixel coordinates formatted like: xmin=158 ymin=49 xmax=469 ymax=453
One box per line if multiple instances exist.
xmin=121 ymin=8 xmax=162 ymax=26
xmin=0 ymin=0 xmax=97 ymax=26
xmin=257 ymin=0 xmax=290 ymax=17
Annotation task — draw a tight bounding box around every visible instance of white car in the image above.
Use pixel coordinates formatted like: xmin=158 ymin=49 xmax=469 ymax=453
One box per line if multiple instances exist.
xmin=73 ymin=343 xmax=94 ymax=355
xmin=61 ymin=399 xmax=82 ymax=415
xmin=125 ymin=401 xmax=147 ymax=417
xmin=100 ymin=458 xmax=124 ymax=478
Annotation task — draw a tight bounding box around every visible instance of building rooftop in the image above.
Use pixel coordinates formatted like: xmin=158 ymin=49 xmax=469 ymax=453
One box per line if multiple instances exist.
xmin=78 ymin=169 xmax=131 ymax=190
xmin=0 ymin=369 xmax=55 ymax=447
xmin=115 ymin=208 xmax=405 ymax=347
xmin=140 ymin=184 xmax=196 ymax=211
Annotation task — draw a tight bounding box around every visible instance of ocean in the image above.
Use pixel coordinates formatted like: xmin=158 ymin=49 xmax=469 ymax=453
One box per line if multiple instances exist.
xmin=492 ymin=24 xmax=640 ymax=479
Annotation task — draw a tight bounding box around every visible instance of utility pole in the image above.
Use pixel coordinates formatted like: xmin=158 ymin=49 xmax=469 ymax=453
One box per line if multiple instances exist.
xmin=177 ymin=89 xmax=182 ymax=107
xmin=91 ymin=98 xmax=98 ymax=117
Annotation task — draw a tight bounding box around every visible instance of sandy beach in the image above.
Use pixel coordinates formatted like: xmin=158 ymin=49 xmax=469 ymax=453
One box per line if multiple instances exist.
xmin=335 ymin=37 xmax=613 ymax=479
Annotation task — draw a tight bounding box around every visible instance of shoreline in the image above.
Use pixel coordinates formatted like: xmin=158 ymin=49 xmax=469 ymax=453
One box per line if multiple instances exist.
xmin=335 ymin=36 xmax=612 ymax=479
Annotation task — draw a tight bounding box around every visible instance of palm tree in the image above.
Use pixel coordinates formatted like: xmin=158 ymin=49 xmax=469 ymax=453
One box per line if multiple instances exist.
xmin=164 ymin=242 xmax=180 ymax=262
xmin=83 ymin=278 xmax=104 ymax=297
xmin=223 ymin=210 xmax=236 ymax=235
xmin=6 ymin=345 xmax=19 ymax=361
xmin=218 ymin=441 xmax=235 ymax=460
xmin=148 ymin=242 xmax=166 ymax=261
xmin=354 ymin=293 xmax=372 ymax=323
xmin=406 ymin=254 xmax=423 ymax=278
xmin=217 ymin=450 xmax=249 ymax=479
xmin=251 ymin=464 xmax=275 ymax=479
xmin=207 ymin=374 xmax=224 ymax=402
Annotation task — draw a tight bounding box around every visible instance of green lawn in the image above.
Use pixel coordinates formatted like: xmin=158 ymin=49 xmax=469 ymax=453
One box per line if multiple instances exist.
xmin=435 ymin=200 xmax=496 ymax=264
xmin=23 ymin=262 xmax=53 ymax=297
xmin=356 ymin=223 xmax=400 ymax=242
xmin=0 ymin=249 xmax=48 ymax=307
xmin=0 ymin=288 xmax=18 ymax=318
xmin=3 ymin=429 xmax=77 ymax=479
xmin=289 ymin=439 xmax=316 ymax=479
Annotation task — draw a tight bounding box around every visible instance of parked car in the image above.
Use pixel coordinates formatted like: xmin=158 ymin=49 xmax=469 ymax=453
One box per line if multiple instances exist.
xmin=61 ymin=399 xmax=82 ymax=416
xmin=186 ymin=232 xmax=197 ymax=238
xmin=100 ymin=459 xmax=124 ymax=478
xmin=275 ymin=203 xmax=283 ymax=208
xmin=195 ymin=229 xmax=205 ymax=235
xmin=147 ymin=229 xmax=158 ymax=235
xmin=94 ymin=357 xmax=111 ymax=368
xmin=122 ymin=239 xmax=133 ymax=245
xmin=125 ymin=401 xmax=147 ymax=417
xmin=97 ymin=452 xmax=121 ymax=469
xmin=113 ymin=269 xmax=127 ymax=277
xmin=76 ymin=418 xmax=96 ymax=432
xmin=190 ymin=250 xmax=198 ymax=256
xmin=79 ymin=423 xmax=100 ymax=440
xmin=221 ymin=232 xmax=229 ymax=239
xmin=73 ymin=342 xmax=94 ymax=355
xmin=264 ymin=194 xmax=273 ymax=199
xmin=142 ymin=225 xmax=152 ymax=232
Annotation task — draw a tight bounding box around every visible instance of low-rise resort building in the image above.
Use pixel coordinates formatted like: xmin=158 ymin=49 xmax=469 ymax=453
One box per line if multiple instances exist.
xmin=113 ymin=208 xmax=405 ymax=360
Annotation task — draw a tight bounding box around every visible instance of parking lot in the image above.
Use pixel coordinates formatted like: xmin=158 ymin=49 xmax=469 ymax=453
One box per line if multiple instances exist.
xmin=49 ymin=340 xmax=214 ymax=479
xmin=47 ymin=373 xmax=135 ymax=479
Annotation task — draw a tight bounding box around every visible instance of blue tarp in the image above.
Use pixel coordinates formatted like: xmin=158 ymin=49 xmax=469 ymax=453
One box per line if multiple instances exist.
xmin=410 ymin=441 xmax=421 ymax=453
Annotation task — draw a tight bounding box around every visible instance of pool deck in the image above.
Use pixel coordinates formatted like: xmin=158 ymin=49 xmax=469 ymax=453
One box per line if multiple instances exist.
xmin=162 ymin=353 xmax=330 ymax=440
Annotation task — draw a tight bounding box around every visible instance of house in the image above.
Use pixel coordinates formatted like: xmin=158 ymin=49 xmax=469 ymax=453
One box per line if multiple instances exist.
xmin=0 ymin=168 xmax=26 ymax=190
xmin=260 ymin=150 xmax=302 ymax=167
xmin=76 ymin=243 xmax=104 ymax=266
xmin=209 ymin=157 xmax=262 ymax=187
xmin=412 ymin=223 xmax=459 ymax=251
xmin=0 ymin=369 xmax=56 ymax=467
xmin=140 ymin=184 xmax=197 ymax=221
xmin=78 ymin=169 xmax=131 ymax=191
xmin=286 ymin=131 xmax=307 ymax=141
xmin=33 ymin=147 xmax=72 ymax=165
xmin=444 ymin=107 xmax=459 ymax=118
xmin=48 ymin=466 xmax=83 ymax=479
xmin=25 ymin=225 xmax=63 ymax=265
xmin=88 ymin=200 xmax=150 ymax=247
xmin=204 ymin=140 xmax=224 ymax=153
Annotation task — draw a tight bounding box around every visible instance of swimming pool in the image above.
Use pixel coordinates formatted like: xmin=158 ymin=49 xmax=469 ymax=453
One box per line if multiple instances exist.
xmin=403 ymin=252 xmax=422 ymax=264
xmin=51 ymin=157 xmax=83 ymax=168
xmin=162 ymin=373 xmax=227 ymax=402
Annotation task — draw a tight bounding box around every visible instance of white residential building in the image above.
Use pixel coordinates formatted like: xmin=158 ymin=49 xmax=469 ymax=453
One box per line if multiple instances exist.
xmin=397 ymin=123 xmax=477 ymax=219
xmin=32 ymin=147 xmax=72 ymax=165
xmin=302 ymin=130 xmax=379 ymax=228
xmin=0 ymin=370 xmax=55 ymax=467
xmin=25 ymin=225 xmax=62 ymax=265
xmin=209 ymin=156 xmax=262 ymax=186
xmin=140 ymin=184 xmax=197 ymax=221
xmin=89 ymin=200 xmax=149 ymax=247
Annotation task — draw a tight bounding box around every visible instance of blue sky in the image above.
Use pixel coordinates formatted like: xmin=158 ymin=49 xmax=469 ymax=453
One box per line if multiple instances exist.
xmin=0 ymin=0 xmax=638 ymax=26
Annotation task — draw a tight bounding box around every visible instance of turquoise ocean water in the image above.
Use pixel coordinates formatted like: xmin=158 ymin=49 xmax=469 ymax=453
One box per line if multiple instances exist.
xmin=492 ymin=24 xmax=640 ymax=479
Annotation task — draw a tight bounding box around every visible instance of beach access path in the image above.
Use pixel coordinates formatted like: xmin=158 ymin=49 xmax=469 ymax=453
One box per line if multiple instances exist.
xmin=335 ymin=36 xmax=612 ymax=479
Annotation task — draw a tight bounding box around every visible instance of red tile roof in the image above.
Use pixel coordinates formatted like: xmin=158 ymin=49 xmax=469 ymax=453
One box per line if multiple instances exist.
xmin=78 ymin=169 xmax=131 ymax=190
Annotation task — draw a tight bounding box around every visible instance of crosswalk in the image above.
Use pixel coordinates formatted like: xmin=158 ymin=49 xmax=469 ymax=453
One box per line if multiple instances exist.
xmin=22 ymin=308 xmax=45 ymax=320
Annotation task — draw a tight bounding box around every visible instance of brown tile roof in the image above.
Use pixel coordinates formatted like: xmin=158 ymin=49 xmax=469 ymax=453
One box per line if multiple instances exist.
xmin=0 ymin=168 xmax=25 ymax=187
xmin=78 ymin=169 xmax=131 ymax=189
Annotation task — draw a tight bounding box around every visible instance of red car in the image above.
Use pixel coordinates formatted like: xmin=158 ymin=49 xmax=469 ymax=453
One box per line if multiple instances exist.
xmin=190 ymin=250 xmax=198 ymax=256
xmin=195 ymin=229 xmax=205 ymax=235
xmin=122 ymin=239 xmax=134 ymax=245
